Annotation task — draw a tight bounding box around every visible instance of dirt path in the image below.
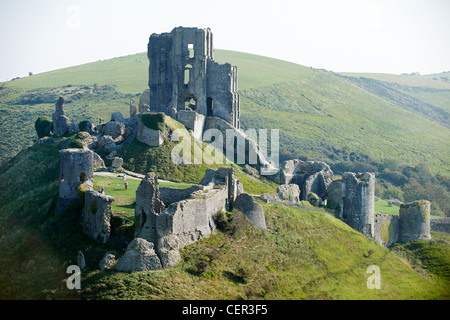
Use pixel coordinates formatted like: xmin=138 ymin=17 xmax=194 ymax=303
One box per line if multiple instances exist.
xmin=94 ymin=170 xmax=171 ymax=183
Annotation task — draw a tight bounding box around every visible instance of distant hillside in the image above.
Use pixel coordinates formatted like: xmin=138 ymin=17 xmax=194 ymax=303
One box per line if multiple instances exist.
xmin=1 ymin=49 xmax=449 ymax=175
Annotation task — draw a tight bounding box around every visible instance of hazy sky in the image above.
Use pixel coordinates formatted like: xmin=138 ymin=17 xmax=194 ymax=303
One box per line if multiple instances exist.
xmin=0 ymin=0 xmax=449 ymax=81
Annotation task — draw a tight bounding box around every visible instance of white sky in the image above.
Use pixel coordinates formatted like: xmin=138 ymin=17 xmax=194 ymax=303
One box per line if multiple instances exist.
xmin=0 ymin=0 xmax=449 ymax=81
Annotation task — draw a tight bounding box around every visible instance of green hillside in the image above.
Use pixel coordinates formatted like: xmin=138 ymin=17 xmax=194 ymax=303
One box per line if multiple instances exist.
xmin=1 ymin=50 xmax=448 ymax=174
xmin=0 ymin=142 xmax=448 ymax=299
xmin=1 ymin=48 xmax=449 ymax=216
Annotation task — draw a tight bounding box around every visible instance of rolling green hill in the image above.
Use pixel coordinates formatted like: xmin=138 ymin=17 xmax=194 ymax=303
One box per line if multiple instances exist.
xmin=0 ymin=142 xmax=448 ymax=299
xmin=1 ymin=48 xmax=449 ymax=216
xmin=1 ymin=49 xmax=448 ymax=174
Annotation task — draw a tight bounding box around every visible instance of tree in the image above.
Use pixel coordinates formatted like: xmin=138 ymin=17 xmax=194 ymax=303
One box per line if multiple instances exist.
xmin=34 ymin=116 xmax=52 ymax=138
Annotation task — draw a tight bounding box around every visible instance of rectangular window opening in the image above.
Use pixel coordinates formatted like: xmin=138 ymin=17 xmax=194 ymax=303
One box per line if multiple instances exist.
xmin=188 ymin=44 xmax=194 ymax=59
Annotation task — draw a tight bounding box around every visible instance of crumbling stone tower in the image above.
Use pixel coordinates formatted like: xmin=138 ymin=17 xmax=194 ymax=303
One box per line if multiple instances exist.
xmin=341 ymin=172 xmax=375 ymax=238
xmin=134 ymin=172 xmax=165 ymax=244
xmin=59 ymin=148 xmax=94 ymax=199
xmin=148 ymin=27 xmax=240 ymax=128
xmin=399 ymin=200 xmax=431 ymax=242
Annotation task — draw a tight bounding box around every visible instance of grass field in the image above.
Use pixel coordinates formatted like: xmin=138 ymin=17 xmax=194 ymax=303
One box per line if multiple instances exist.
xmin=93 ymin=174 xmax=194 ymax=215
xmin=375 ymin=199 xmax=442 ymax=218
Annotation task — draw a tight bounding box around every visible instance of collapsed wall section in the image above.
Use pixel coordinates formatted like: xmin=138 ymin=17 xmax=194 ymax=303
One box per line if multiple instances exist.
xmin=156 ymin=186 xmax=227 ymax=266
xmin=81 ymin=190 xmax=115 ymax=244
xmin=373 ymin=213 xmax=399 ymax=247
xmin=134 ymin=172 xmax=165 ymax=244
xmin=273 ymin=159 xmax=333 ymax=202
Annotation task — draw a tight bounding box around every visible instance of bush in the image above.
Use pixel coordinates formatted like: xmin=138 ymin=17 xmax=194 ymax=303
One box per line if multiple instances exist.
xmin=382 ymin=185 xmax=404 ymax=202
xmin=78 ymin=120 xmax=89 ymax=132
xmin=70 ymin=139 xmax=84 ymax=149
xmin=140 ymin=112 xmax=165 ymax=131
xmin=35 ymin=116 xmax=52 ymax=138
xmin=76 ymin=132 xmax=90 ymax=140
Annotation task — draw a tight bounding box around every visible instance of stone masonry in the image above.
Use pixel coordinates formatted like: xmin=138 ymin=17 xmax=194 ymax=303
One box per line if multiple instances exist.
xmin=148 ymin=27 xmax=240 ymax=128
xmin=58 ymin=148 xmax=94 ymax=199
xmin=52 ymin=97 xmax=71 ymax=136
xmin=81 ymin=190 xmax=115 ymax=244
xmin=399 ymin=200 xmax=431 ymax=242
xmin=271 ymin=159 xmax=333 ymax=203
xmin=341 ymin=172 xmax=375 ymax=238
xmin=134 ymin=172 xmax=166 ymax=245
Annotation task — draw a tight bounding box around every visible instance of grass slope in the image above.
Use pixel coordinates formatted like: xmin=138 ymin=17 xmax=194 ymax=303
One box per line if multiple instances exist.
xmin=0 ymin=143 xmax=448 ymax=300
xmin=1 ymin=49 xmax=449 ymax=177
xmin=240 ymin=72 xmax=449 ymax=175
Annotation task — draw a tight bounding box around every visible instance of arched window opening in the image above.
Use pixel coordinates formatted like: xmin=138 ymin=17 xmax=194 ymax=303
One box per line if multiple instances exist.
xmin=184 ymin=64 xmax=192 ymax=85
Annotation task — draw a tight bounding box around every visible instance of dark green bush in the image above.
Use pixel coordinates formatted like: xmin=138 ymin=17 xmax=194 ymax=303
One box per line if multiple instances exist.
xmin=76 ymin=131 xmax=90 ymax=140
xmin=140 ymin=112 xmax=165 ymax=131
xmin=69 ymin=139 xmax=84 ymax=149
xmin=78 ymin=120 xmax=89 ymax=132
xmin=34 ymin=116 xmax=52 ymax=138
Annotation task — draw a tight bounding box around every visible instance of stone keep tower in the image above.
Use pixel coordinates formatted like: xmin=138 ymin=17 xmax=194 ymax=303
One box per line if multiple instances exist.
xmin=148 ymin=27 xmax=240 ymax=128
xmin=59 ymin=148 xmax=94 ymax=199
xmin=399 ymin=200 xmax=431 ymax=242
xmin=341 ymin=172 xmax=375 ymax=238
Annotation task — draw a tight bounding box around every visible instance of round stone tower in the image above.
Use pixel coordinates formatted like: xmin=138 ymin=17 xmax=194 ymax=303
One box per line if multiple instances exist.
xmin=399 ymin=200 xmax=431 ymax=242
xmin=59 ymin=148 xmax=94 ymax=199
xmin=341 ymin=172 xmax=375 ymax=238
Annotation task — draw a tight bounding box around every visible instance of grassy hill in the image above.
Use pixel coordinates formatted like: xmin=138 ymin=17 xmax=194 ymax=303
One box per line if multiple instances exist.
xmin=1 ymin=49 xmax=448 ymax=174
xmin=0 ymin=142 xmax=448 ymax=300
xmin=0 ymin=48 xmax=449 ymax=299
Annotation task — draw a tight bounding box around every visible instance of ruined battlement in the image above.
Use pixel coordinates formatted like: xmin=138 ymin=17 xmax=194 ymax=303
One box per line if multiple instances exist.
xmin=148 ymin=27 xmax=240 ymax=128
xmin=58 ymin=148 xmax=94 ymax=199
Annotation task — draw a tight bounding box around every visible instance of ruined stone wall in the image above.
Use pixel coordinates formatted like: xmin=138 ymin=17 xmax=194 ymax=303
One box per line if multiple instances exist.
xmin=373 ymin=214 xmax=399 ymax=247
xmin=155 ymin=187 xmax=227 ymax=268
xmin=136 ymin=114 xmax=165 ymax=147
xmin=52 ymin=97 xmax=71 ymax=136
xmin=159 ymin=185 xmax=204 ymax=206
xmin=341 ymin=172 xmax=375 ymax=238
xmin=203 ymin=116 xmax=269 ymax=170
xmin=81 ymin=190 xmax=114 ymax=244
xmin=176 ymin=110 xmax=205 ymax=140
xmin=134 ymin=173 xmax=165 ymax=244
xmin=59 ymin=148 xmax=94 ymax=199
xmin=431 ymin=218 xmax=450 ymax=234
xmin=148 ymin=27 xmax=239 ymax=127
xmin=273 ymin=159 xmax=333 ymax=202
xmin=206 ymin=61 xmax=240 ymax=128
xmin=399 ymin=200 xmax=431 ymax=242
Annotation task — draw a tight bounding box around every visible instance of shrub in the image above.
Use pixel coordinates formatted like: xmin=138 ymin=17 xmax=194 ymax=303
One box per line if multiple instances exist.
xmin=78 ymin=120 xmax=89 ymax=132
xmin=382 ymin=185 xmax=404 ymax=202
xmin=76 ymin=132 xmax=90 ymax=140
xmin=140 ymin=112 xmax=165 ymax=131
xmin=35 ymin=116 xmax=52 ymax=138
xmin=69 ymin=139 xmax=84 ymax=149
xmin=307 ymin=192 xmax=320 ymax=206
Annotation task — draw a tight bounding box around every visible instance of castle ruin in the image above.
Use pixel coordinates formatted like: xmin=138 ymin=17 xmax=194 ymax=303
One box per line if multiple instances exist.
xmin=148 ymin=27 xmax=240 ymax=129
xmin=58 ymin=148 xmax=94 ymax=200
